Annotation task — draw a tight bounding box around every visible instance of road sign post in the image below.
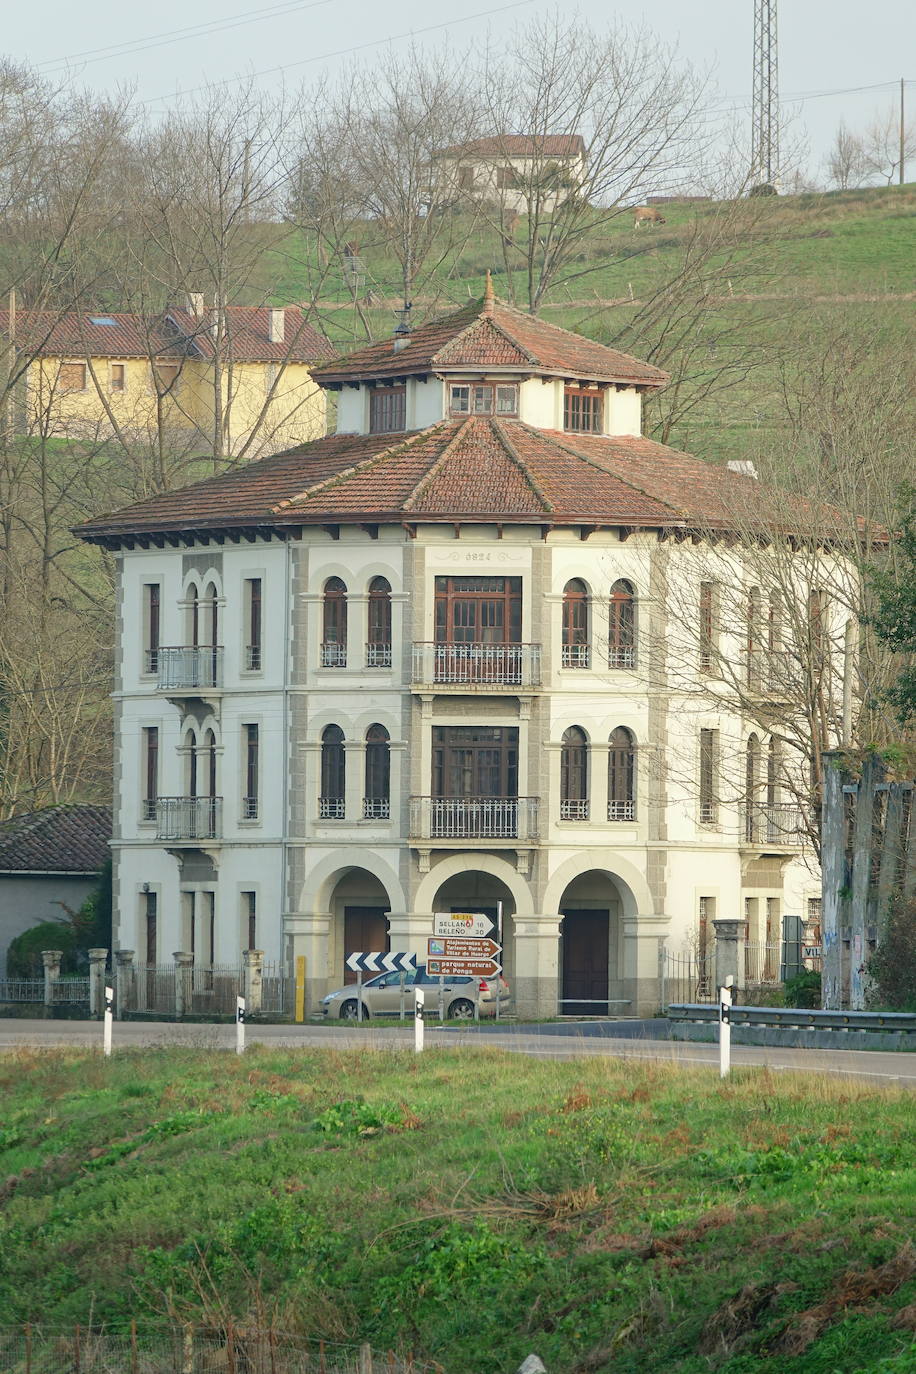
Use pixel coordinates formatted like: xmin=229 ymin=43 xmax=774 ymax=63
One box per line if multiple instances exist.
xmin=719 ymin=977 xmax=733 ymax=1078
xmin=103 ymin=986 xmax=113 ymax=1057
xmin=414 ymin=988 xmax=424 ymax=1053
xmin=236 ymin=996 xmax=246 ymax=1055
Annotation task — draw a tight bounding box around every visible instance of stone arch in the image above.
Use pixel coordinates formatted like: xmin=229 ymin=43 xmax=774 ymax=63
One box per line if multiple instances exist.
xmin=414 ymin=853 xmax=534 ymax=917
xmin=299 ymin=849 xmax=407 ymax=916
xmin=542 ymin=853 xmax=653 ymax=919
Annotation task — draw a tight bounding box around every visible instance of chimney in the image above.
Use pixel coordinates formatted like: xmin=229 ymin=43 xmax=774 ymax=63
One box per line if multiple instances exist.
xmin=727 ymin=459 xmax=759 ymax=480
xmin=393 ymin=301 xmax=412 ymax=354
xmin=268 ymin=307 xmax=285 ymax=344
xmin=187 ymin=292 xmax=205 ymax=318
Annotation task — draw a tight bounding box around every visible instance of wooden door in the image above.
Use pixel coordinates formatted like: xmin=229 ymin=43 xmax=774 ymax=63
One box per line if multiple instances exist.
xmin=561 ymin=910 xmax=609 ymax=1014
xmin=343 ymin=906 xmax=389 ymax=983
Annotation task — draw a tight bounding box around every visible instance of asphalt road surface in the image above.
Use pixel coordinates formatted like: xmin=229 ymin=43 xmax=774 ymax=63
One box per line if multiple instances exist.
xmin=2 ymin=1017 xmax=914 ymax=1089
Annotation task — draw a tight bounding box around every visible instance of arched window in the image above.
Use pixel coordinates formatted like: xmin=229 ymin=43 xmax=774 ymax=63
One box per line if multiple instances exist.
xmin=767 ymin=590 xmax=783 ymax=691
xmin=562 ymin=579 xmax=589 ymax=668
xmin=560 ymin=726 xmax=589 ymax=820
xmin=747 ymin=586 xmax=762 ymax=688
xmin=320 ymin=725 xmax=346 ymax=818
xmin=766 ymin=737 xmax=782 ymax=843
xmin=364 ymin=724 xmax=391 ymax=819
xmin=366 ymin=577 xmax=392 ymax=668
xmin=184 ymin=728 xmax=198 ymax=799
xmin=186 ymin=581 xmax=200 ymax=646
xmin=203 ymin=581 xmax=219 ymax=645
xmin=608 ymin=580 xmax=636 ymax=669
xmin=201 ymin=581 xmax=221 ymax=688
xmin=322 ymin=578 xmax=347 ymax=667
xmin=744 ymin=733 xmax=761 ymax=841
xmin=608 ymin=727 xmax=636 ymax=821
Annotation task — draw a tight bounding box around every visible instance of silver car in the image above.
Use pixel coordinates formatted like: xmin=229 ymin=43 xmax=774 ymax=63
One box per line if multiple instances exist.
xmin=319 ymin=963 xmax=511 ymax=1021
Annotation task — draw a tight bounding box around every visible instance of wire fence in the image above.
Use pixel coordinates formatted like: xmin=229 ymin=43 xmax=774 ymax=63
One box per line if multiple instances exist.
xmin=661 ymin=942 xmax=787 ymax=1010
xmin=0 ymin=1325 xmax=443 ymax=1374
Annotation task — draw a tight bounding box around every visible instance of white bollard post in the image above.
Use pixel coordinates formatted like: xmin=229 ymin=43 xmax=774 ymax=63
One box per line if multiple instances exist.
xmin=103 ymin=986 xmax=114 ymax=1057
xmin=414 ymin=988 xmax=425 ymax=1054
xmin=236 ymin=996 xmax=246 ymax=1055
xmin=719 ymin=977 xmax=733 ymax=1079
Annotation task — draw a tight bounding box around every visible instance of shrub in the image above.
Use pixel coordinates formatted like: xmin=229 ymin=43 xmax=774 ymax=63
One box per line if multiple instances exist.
xmin=867 ymin=896 xmax=916 ymax=1011
xmin=7 ymin=921 xmax=78 ymax=979
xmin=783 ymin=969 xmax=822 ymax=1008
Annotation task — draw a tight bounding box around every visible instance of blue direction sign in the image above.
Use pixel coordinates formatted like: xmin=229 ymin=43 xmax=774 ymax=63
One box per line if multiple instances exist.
xmin=346 ymin=951 xmax=417 ymax=975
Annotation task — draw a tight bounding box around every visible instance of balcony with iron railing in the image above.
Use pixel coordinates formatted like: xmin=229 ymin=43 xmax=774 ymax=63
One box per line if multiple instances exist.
xmin=365 ymin=643 xmax=392 ymax=668
xmin=607 ymin=646 xmax=636 ymax=670
xmin=409 ymin=796 xmax=539 ymax=842
xmin=320 ymin=643 xmax=347 ymax=668
xmin=412 ymin=642 xmax=540 ymax=690
xmin=742 ymin=803 xmax=807 ymax=848
xmin=560 ymin=799 xmax=589 ymax=821
xmin=363 ymin=797 xmax=391 ymax=820
xmin=154 ymin=646 xmax=223 ymax=692
xmin=561 ymin=644 xmax=590 ymax=669
xmin=155 ymin=796 xmax=222 ymax=842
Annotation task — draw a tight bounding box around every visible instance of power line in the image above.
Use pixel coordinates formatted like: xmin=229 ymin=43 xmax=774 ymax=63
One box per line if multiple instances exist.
xmin=138 ymin=0 xmax=536 ymax=107
xmin=38 ymin=0 xmax=336 ymax=75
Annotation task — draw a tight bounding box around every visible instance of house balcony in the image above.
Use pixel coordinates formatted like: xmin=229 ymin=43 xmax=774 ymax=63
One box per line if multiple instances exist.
xmin=156 ymin=796 xmax=222 ymax=843
xmin=741 ymin=803 xmax=807 ymax=850
xmin=411 ymin=642 xmax=541 ymax=691
xmin=409 ymin=796 xmax=539 ymax=842
xmin=154 ymin=646 xmax=223 ymax=696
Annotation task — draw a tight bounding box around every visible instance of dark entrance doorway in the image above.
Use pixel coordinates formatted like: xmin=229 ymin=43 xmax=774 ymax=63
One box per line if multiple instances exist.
xmin=343 ymin=906 xmax=389 ymax=983
xmin=561 ymin=910 xmax=609 ymax=1014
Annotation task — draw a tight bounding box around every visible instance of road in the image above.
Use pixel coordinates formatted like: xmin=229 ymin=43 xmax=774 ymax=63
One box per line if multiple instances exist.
xmin=2 ymin=1018 xmax=914 ymax=1088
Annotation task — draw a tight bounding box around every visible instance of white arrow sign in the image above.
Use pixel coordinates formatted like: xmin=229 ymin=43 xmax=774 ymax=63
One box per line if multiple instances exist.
xmin=346 ymin=950 xmax=417 ymax=975
xmin=433 ymin=912 xmax=493 ymax=939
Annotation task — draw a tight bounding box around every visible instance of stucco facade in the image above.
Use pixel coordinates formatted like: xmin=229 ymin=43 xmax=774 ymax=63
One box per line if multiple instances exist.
xmin=84 ymin=288 xmax=829 ymax=1018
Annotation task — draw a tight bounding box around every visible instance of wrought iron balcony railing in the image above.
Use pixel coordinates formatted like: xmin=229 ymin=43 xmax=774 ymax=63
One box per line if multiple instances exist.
xmin=607 ymin=646 xmax=636 ymax=670
xmin=560 ymin=799 xmax=589 ymax=821
xmin=365 ymin=643 xmax=392 ymax=668
xmin=409 ymin=796 xmax=539 ymax=841
xmin=156 ymin=646 xmax=223 ymax=691
xmin=363 ymin=797 xmax=391 ymax=819
xmin=320 ymin=643 xmax=347 ymax=668
xmin=607 ymin=799 xmax=636 ymax=821
xmin=742 ymin=803 xmax=807 ymax=847
xmin=156 ymin=796 xmax=222 ymax=841
xmin=318 ymin=797 xmax=345 ymax=819
xmin=561 ymin=644 xmax=590 ymax=669
xmin=412 ymin=642 xmax=540 ymax=688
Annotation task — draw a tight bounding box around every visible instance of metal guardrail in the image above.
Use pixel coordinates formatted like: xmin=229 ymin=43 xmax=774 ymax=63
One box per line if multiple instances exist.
xmin=668 ymin=1004 xmax=916 ymax=1034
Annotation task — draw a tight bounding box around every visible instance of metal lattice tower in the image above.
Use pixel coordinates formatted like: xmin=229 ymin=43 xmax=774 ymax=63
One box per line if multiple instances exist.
xmin=751 ymin=0 xmax=779 ymax=189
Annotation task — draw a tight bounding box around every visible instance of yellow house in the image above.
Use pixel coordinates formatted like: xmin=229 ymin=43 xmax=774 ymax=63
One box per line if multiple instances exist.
xmin=1 ymin=298 xmax=330 ymax=457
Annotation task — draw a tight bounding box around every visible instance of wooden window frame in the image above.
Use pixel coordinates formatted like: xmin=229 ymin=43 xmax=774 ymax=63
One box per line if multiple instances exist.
xmin=320 ymin=725 xmax=346 ymax=816
xmin=434 ymin=576 xmax=522 ymax=646
xmin=244 ymin=578 xmax=262 ymax=671
xmin=608 ymin=580 xmax=636 ymax=668
xmin=560 ymin=726 xmax=589 ymax=820
xmin=432 ymin=726 xmax=519 ymax=800
xmin=448 ymin=383 xmax=518 ymax=417
xmin=58 ymin=361 xmax=87 ymax=392
xmin=142 ymin=726 xmax=159 ymax=821
xmin=563 ymin=386 xmax=602 ymax=434
xmin=243 ymin=723 xmax=259 ymax=821
xmin=608 ymin=727 xmax=636 ymax=820
xmin=109 ymin=362 xmax=126 ymax=393
xmin=369 ymin=385 xmax=406 ymax=434
xmin=562 ymin=579 xmax=590 ymax=667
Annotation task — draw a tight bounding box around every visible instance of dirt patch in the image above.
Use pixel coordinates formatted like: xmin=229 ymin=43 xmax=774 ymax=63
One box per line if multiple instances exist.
xmin=776 ymin=1243 xmax=916 ymax=1356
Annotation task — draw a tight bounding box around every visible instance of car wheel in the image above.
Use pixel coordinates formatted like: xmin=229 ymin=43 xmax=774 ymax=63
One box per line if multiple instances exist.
xmin=340 ymin=999 xmax=369 ymax=1021
xmin=448 ymin=998 xmax=476 ymax=1020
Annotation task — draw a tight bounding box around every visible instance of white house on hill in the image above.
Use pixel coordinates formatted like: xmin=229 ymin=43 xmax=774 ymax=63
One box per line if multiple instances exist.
xmin=79 ymin=278 xmax=835 ymax=1018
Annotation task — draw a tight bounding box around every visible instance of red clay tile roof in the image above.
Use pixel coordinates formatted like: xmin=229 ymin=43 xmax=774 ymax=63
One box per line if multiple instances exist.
xmin=313 ymin=294 xmax=668 ymax=387
xmin=436 ymin=134 xmax=586 ymax=158
xmin=0 ymin=306 xmax=329 ymax=364
xmin=0 ymin=805 xmax=111 ymax=874
xmin=78 ymin=418 xmax=806 ymax=544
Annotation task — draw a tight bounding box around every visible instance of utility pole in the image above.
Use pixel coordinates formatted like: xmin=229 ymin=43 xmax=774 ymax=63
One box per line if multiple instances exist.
xmin=751 ymin=0 xmax=779 ymax=190
xmin=900 ymin=78 xmax=906 ymax=186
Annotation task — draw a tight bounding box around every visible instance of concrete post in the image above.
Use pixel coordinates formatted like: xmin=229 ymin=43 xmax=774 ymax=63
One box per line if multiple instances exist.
xmin=41 ymin=949 xmax=62 ymax=1013
xmin=512 ymin=914 xmax=562 ymax=1019
xmin=174 ymin=952 xmax=193 ymax=1018
xmin=243 ymin=949 xmax=264 ymax=1016
xmin=713 ymin=919 xmax=742 ymax=1000
xmin=114 ymin=949 xmax=135 ymax=1020
xmin=88 ymin=948 xmax=108 ymax=1018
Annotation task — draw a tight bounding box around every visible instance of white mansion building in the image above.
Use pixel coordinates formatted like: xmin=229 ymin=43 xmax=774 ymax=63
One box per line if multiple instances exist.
xmin=80 ymin=281 xmax=825 ymax=1017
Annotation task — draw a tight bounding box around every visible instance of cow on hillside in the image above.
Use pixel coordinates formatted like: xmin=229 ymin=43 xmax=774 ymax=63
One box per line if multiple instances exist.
xmin=632 ymin=206 xmax=666 ymax=229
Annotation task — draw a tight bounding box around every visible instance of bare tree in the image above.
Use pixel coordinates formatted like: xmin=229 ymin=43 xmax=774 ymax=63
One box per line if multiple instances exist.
xmin=824 ymin=121 xmax=868 ymax=190
xmin=472 ymin=16 xmax=708 ymax=313
xmin=861 ymin=106 xmax=916 ymax=185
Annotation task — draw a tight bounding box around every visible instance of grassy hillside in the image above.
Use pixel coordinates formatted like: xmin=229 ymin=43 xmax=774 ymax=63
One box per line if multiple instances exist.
xmin=1 ymin=1047 xmax=915 ymax=1373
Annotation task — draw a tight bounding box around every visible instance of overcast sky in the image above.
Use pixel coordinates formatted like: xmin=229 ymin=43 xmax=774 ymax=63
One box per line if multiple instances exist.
xmin=7 ymin=0 xmax=915 ymax=180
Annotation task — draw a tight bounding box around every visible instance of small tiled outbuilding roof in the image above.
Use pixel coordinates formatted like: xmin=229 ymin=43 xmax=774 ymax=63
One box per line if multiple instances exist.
xmin=77 ymin=418 xmax=809 ymax=546
xmin=436 ymin=134 xmax=587 ymax=159
xmin=313 ymin=289 xmax=668 ymax=387
xmin=0 ymin=306 xmax=329 ymax=364
xmin=0 ymin=805 xmax=111 ymax=875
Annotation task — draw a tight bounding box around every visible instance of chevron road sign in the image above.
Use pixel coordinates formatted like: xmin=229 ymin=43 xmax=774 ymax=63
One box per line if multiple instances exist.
xmin=346 ymin=950 xmax=418 ymax=975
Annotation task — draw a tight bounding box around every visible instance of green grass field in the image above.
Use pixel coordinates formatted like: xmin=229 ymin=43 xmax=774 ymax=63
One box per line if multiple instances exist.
xmin=1 ymin=1047 xmax=915 ymax=1373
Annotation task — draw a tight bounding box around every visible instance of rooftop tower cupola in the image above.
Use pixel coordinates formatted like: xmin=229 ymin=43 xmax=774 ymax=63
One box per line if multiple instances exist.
xmin=314 ymin=278 xmax=668 ymax=440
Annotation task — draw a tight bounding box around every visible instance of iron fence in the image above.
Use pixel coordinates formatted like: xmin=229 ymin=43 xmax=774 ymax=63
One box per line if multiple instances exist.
xmin=51 ymin=977 xmax=91 ymax=1004
xmin=660 ymin=951 xmax=715 ymax=1006
xmin=409 ymin=795 xmax=539 ymax=840
xmin=261 ymin=962 xmax=294 ymax=1016
xmin=129 ymin=964 xmax=178 ymax=1015
xmin=744 ymin=941 xmax=783 ymax=984
xmin=190 ymin=965 xmax=243 ymax=1016
xmin=412 ymin=641 xmax=541 ymax=688
xmin=0 ymin=978 xmax=45 ymax=1004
